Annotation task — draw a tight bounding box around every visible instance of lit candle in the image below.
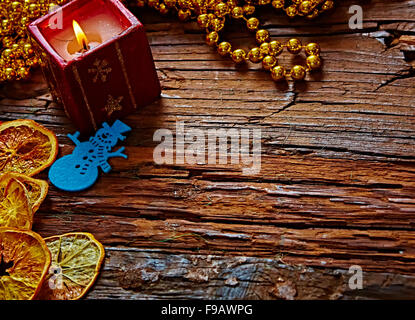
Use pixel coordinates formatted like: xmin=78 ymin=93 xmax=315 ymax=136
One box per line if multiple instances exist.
xmin=49 ymin=14 xmax=124 ymax=61
xmin=29 ymin=0 xmax=161 ymax=134
xmin=71 ymin=20 xmax=90 ymax=52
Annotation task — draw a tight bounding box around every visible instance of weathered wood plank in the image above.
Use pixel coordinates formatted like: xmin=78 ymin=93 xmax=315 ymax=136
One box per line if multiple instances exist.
xmin=30 ymin=148 xmax=415 ymax=232
xmin=88 ymin=247 xmax=415 ymax=300
xmin=32 ymin=211 xmax=415 ymax=275
xmin=89 ymin=249 xmax=415 ymax=300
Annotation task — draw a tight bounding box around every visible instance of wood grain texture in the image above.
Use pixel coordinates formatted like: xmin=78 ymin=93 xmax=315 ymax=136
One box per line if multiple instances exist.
xmin=1 ymin=0 xmax=415 ymax=299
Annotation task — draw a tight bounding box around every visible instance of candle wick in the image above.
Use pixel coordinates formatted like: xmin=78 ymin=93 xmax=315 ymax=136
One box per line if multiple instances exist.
xmin=82 ymin=39 xmax=88 ymax=51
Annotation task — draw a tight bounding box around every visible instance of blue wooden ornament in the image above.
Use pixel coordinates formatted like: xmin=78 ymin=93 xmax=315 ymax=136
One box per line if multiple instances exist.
xmin=49 ymin=120 xmax=132 ymax=192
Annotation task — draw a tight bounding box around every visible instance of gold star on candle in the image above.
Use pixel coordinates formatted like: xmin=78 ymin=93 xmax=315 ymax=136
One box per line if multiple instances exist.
xmin=88 ymin=59 xmax=112 ymax=83
xmin=104 ymin=95 xmax=123 ymax=116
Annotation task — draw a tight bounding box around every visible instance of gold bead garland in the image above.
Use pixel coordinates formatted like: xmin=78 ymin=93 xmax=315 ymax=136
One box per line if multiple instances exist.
xmin=0 ymin=0 xmax=68 ymax=82
xmin=0 ymin=0 xmax=334 ymax=83
xmin=128 ymin=0 xmax=331 ymax=81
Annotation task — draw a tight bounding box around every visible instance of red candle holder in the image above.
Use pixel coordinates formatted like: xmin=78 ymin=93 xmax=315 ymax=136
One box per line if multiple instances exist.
xmin=28 ymin=0 xmax=161 ymax=134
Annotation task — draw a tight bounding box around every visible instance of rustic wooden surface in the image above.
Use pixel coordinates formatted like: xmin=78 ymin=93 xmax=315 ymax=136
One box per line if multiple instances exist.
xmin=1 ymin=0 xmax=415 ymax=299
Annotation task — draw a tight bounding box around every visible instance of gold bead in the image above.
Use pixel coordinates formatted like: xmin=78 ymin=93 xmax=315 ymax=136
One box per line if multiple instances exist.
xmin=205 ymin=31 xmax=219 ymax=46
xmin=18 ymin=67 xmax=29 ymax=79
xmin=286 ymin=38 xmax=302 ymax=54
xmin=23 ymin=43 xmax=34 ymax=56
xmin=20 ymin=17 xmax=29 ymax=29
xmin=256 ymin=29 xmax=270 ymax=44
xmin=307 ymin=9 xmax=319 ymax=19
xmin=271 ymin=65 xmax=285 ymax=81
xmin=272 ymin=0 xmax=284 ymax=9
xmin=2 ymin=48 xmax=14 ymax=60
xmin=322 ymin=0 xmax=334 ymax=11
xmin=164 ymin=0 xmax=176 ymax=8
xmin=197 ymin=14 xmax=210 ymax=28
xmin=217 ymin=41 xmax=232 ymax=57
xmin=11 ymin=1 xmax=22 ymax=12
xmin=258 ymin=0 xmax=271 ymax=5
xmin=214 ymin=3 xmax=229 ymax=17
xmin=243 ymin=4 xmax=255 ymax=15
xmin=23 ymin=0 xmax=31 ymax=9
xmin=159 ymin=3 xmax=169 ymax=14
xmin=231 ymin=49 xmax=246 ymax=63
xmin=5 ymin=67 xmax=15 ymax=80
xmin=246 ymin=17 xmax=259 ymax=31
xmin=286 ymin=5 xmax=298 ymax=17
xmin=231 ymin=6 xmax=244 ymax=19
xmin=18 ymin=38 xmax=27 ymax=46
xmin=306 ymin=55 xmax=321 ymax=70
xmin=248 ymin=47 xmax=263 ymax=63
xmin=291 ymin=65 xmax=306 ymax=80
xmin=227 ymin=0 xmax=237 ymax=8
xmin=2 ymin=36 xmax=13 ymax=48
xmin=15 ymin=59 xmax=25 ymax=67
xmin=178 ymin=9 xmax=191 ymax=21
xmin=299 ymin=1 xmax=313 ymax=14
xmin=262 ymin=55 xmax=277 ymax=70
xmin=210 ymin=18 xmax=224 ymax=31
xmin=28 ymin=57 xmax=39 ymax=67
xmin=28 ymin=3 xmax=39 ymax=17
xmin=269 ymin=40 xmax=283 ymax=56
xmin=12 ymin=43 xmax=23 ymax=57
xmin=259 ymin=42 xmax=270 ymax=55
xmin=305 ymin=42 xmax=320 ymax=56
xmin=1 ymin=19 xmax=12 ymax=34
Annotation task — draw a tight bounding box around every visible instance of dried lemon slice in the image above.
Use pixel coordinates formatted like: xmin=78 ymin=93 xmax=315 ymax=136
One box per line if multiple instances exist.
xmin=0 ymin=173 xmax=48 ymax=213
xmin=0 ymin=119 xmax=58 ymax=176
xmin=38 ymin=232 xmax=105 ymax=300
xmin=0 ymin=178 xmax=33 ymax=229
xmin=0 ymin=227 xmax=51 ymax=300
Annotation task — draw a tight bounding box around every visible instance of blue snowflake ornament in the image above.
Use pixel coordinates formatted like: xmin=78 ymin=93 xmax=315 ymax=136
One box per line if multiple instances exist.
xmin=49 ymin=120 xmax=131 ymax=192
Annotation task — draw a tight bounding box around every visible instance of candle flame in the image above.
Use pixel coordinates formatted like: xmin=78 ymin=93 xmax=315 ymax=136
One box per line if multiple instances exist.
xmin=72 ymin=20 xmax=88 ymax=51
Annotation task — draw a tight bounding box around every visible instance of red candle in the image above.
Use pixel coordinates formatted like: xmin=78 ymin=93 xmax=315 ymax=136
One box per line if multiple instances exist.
xmin=29 ymin=0 xmax=161 ymax=134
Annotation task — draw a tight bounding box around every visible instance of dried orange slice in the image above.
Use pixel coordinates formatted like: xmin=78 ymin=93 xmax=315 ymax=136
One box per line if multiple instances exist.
xmin=37 ymin=232 xmax=105 ymax=300
xmin=0 ymin=227 xmax=51 ymax=300
xmin=0 ymin=119 xmax=58 ymax=176
xmin=0 ymin=178 xmax=33 ymax=230
xmin=0 ymin=173 xmax=48 ymax=213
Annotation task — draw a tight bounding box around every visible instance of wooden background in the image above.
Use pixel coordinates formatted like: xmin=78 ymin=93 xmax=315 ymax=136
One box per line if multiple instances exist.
xmin=1 ymin=0 xmax=415 ymax=299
